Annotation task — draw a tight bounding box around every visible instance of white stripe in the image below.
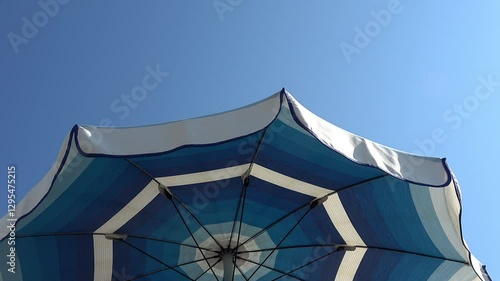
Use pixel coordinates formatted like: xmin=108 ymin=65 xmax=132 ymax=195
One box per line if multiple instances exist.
xmin=427 ymin=261 xmax=463 ymax=281
xmin=251 ymin=164 xmax=365 ymax=247
xmin=324 ymin=194 xmax=366 ymax=246
xmin=93 ymin=235 xmax=113 ymax=281
xmin=334 ymin=247 xmax=367 ymax=281
xmin=449 ymin=266 xmax=479 ymax=281
xmin=78 ymin=92 xmax=282 ymax=156
xmin=92 ymin=165 xmax=251 ymax=281
xmin=470 ymin=254 xmax=486 ymax=281
xmin=93 ymin=181 xmax=159 ymax=281
xmin=251 ymin=164 xmax=330 ymax=197
xmin=157 ymin=164 xmax=249 ymax=187
xmin=428 ymin=183 xmax=469 ymax=260
xmin=95 ymin=181 xmax=160 ymax=233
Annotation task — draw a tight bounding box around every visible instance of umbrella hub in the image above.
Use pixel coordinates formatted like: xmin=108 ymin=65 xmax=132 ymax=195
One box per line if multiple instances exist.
xmin=219 ymin=247 xmax=236 ymax=256
xmin=180 ymin=224 xmax=277 ymax=279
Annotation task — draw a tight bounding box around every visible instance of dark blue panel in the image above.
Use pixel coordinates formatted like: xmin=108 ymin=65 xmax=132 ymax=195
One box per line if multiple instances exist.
xmin=355 ymin=249 xmax=443 ymax=281
xmin=339 ymin=179 xmax=399 ymax=249
xmin=340 ymin=178 xmax=442 ymax=257
xmin=18 ymin=158 xmax=152 ymax=234
xmin=256 ymin=119 xmax=384 ymax=190
xmin=132 ymin=131 xmax=265 ymax=177
xmin=355 ymin=247 xmax=401 ymax=280
xmin=117 ymin=195 xmax=195 ymax=245
xmin=280 ymin=206 xmax=344 ymax=248
xmin=170 ymin=177 xmax=244 ymax=242
xmin=57 ymin=235 xmax=95 ymax=281
xmin=241 ymin=177 xmax=314 ymax=238
xmin=301 ymin=248 xmax=344 ymax=280
xmin=13 ymin=235 xmax=94 ymax=281
xmin=113 ymin=238 xmax=176 ymax=280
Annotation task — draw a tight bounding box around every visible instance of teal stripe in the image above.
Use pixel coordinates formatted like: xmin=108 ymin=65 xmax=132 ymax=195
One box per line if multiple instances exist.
xmin=16 ymin=150 xmax=93 ymax=232
xmin=18 ymin=157 xmax=129 ymax=234
xmin=372 ymin=180 xmax=442 ymax=256
xmin=389 ymin=254 xmax=442 ymax=280
xmin=428 ymin=261 xmax=465 ymax=281
xmin=409 ymin=184 xmax=464 ymax=261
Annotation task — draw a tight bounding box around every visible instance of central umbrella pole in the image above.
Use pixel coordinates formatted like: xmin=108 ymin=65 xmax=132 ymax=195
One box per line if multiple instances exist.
xmin=221 ymin=249 xmax=234 ymax=281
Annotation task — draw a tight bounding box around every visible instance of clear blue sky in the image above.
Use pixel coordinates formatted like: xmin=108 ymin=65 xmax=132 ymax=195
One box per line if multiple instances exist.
xmin=1 ymin=0 xmax=498 ymax=278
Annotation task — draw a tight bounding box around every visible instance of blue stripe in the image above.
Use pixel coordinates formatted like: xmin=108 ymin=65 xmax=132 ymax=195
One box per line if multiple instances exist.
xmin=241 ymin=177 xmax=313 ymax=238
xmin=113 ymin=238 xmax=181 ymax=279
xmin=117 ymin=195 xmax=196 ymax=245
xmin=356 ymin=248 xmax=443 ymax=280
xmin=18 ymin=158 xmax=152 ymax=234
xmin=14 ymin=235 xmax=95 ymax=280
xmin=409 ymin=184 xmax=463 ymax=260
xmin=340 ymin=178 xmax=441 ymax=256
xmin=132 ymin=131 xmax=265 ymax=178
xmin=280 ymin=206 xmax=345 ymax=248
xmin=257 ymin=119 xmax=384 ymax=190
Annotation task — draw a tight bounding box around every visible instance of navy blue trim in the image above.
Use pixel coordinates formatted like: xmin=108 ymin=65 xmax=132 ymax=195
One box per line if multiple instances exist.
xmin=482 ymin=265 xmax=493 ymax=281
xmin=282 ymin=91 xmax=452 ymax=188
xmin=75 ymin=89 xmax=451 ymax=188
xmin=0 ymin=125 xmax=78 ymax=243
xmin=446 ymin=161 xmax=487 ymax=281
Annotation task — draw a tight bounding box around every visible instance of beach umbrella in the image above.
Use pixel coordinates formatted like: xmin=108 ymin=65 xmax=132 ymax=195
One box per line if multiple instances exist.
xmin=0 ymin=89 xmax=491 ymax=280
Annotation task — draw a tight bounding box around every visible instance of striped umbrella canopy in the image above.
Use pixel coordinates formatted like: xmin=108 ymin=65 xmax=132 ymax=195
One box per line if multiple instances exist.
xmin=0 ymin=89 xmax=491 ymax=281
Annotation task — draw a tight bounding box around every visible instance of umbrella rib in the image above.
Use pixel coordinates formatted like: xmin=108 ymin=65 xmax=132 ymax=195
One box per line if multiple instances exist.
xmin=247 ymin=208 xmax=311 ymax=280
xmin=270 ymin=249 xmax=340 ymax=281
xmin=236 ymin=203 xmax=310 ymax=249
xmin=237 ymin=174 xmax=389 ymax=249
xmin=228 ymin=183 xmax=246 ymax=247
xmin=15 ymin=232 xmax=215 ymax=252
xmin=128 ymin=234 xmax=218 ymax=253
xmin=233 ymin=262 xmax=250 ymax=281
xmin=332 ymin=174 xmax=389 ymax=194
xmin=354 ymin=245 xmax=470 ymax=265
xmin=172 ymin=196 xmax=225 ymax=249
xmin=125 ymin=158 xmax=224 ymax=250
xmin=236 ymin=257 xmax=304 ymax=281
xmin=120 ymin=240 xmax=195 ymax=280
xmin=244 ymin=244 xmax=470 ymax=266
xmin=239 ymin=244 xmax=342 ymax=254
xmin=170 ymin=199 xmax=222 ymax=281
xmin=229 ymin=126 xmax=270 ymax=246
xmin=233 ymin=184 xmax=248 ymax=281
xmin=194 ymin=258 xmax=222 ymax=281
xmin=124 ymin=256 xmax=220 ymax=281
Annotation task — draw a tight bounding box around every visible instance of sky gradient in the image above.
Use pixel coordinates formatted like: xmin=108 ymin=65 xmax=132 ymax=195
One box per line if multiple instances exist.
xmin=1 ymin=1 xmax=498 ymax=278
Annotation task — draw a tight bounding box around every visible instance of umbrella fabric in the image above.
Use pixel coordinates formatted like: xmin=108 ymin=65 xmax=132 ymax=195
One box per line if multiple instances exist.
xmin=0 ymin=90 xmax=491 ymax=281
